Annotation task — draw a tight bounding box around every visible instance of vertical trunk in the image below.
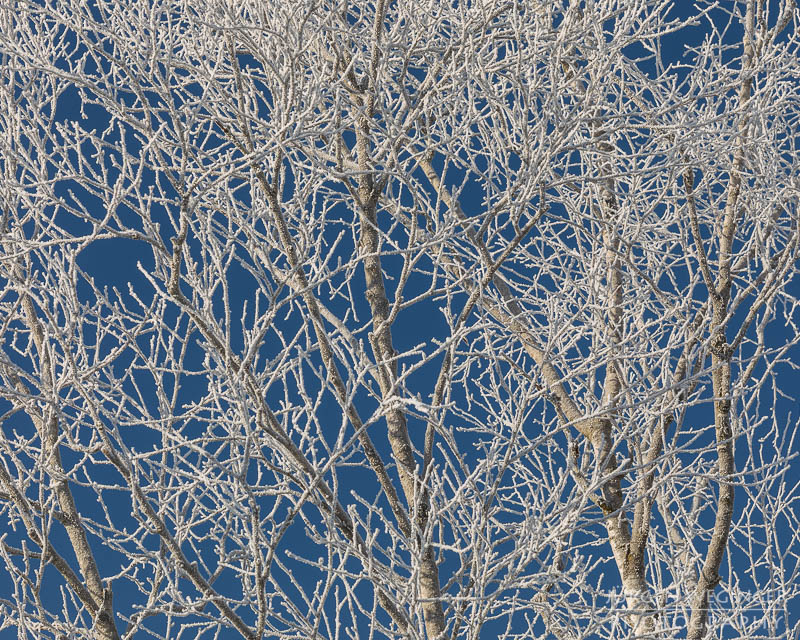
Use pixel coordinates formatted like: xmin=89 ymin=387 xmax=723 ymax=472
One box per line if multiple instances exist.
xmin=21 ymin=295 xmax=120 ymax=640
xmin=355 ymin=107 xmax=445 ymax=637
xmin=686 ymin=309 xmax=735 ymax=640
xmin=593 ymin=120 xmax=659 ymax=636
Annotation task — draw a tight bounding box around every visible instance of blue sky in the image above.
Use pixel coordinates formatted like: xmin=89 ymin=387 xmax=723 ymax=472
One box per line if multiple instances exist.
xmin=1 ymin=1 xmax=799 ymax=639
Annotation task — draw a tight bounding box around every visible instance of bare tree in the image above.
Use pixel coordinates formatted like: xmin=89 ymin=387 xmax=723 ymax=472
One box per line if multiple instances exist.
xmin=1 ymin=0 xmax=799 ymax=638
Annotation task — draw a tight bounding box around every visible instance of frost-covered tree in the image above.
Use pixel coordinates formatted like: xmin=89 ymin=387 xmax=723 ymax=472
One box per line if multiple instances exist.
xmin=1 ymin=1 xmax=800 ymax=638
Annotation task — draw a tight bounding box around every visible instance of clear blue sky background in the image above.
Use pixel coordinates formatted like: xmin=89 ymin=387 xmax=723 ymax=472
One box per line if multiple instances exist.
xmin=1 ymin=1 xmax=798 ymax=638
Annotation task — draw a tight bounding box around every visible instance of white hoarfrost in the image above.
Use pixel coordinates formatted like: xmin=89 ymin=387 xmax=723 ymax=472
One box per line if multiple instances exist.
xmin=0 ymin=1 xmax=799 ymax=639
